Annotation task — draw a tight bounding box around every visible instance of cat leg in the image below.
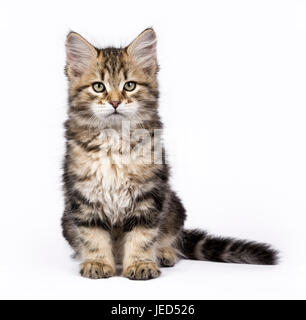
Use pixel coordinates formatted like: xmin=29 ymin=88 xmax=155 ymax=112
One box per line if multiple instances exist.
xmin=157 ymin=247 xmax=177 ymax=268
xmin=122 ymin=226 xmax=160 ymax=281
xmin=78 ymin=227 xmax=115 ymax=279
xmin=157 ymin=191 xmax=186 ymax=267
xmin=157 ymin=235 xmax=178 ymax=267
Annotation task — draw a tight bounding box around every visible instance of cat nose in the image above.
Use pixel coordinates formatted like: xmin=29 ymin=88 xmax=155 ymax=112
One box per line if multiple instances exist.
xmin=110 ymin=101 xmax=121 ymax=109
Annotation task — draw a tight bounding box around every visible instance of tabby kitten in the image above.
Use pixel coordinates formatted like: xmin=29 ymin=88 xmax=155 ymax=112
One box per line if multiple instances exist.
xmin=62 ymin=29 xmax=278 ymax=280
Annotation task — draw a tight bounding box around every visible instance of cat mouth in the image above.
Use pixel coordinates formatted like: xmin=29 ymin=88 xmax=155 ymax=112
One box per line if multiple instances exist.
xmin=107 ymin=111 xmax=124 ymax=118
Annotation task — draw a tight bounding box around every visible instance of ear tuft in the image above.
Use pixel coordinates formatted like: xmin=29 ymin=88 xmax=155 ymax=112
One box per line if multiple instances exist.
xmin=66 ymin=32 xmax=97 ymax=78
xmin=127 ymin=28 xmax=158 ymax=74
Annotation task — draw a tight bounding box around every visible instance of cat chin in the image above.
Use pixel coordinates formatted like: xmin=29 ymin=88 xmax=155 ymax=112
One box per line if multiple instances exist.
xmin=105 ymin=113 xmax=126 ymax=125
xmin=91 ymin=105 xmax=138 ymax=126
xmin=90 ymin=113 xmax=128 ymax=129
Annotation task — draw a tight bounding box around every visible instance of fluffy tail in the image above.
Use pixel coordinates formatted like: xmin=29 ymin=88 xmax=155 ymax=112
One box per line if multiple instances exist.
xmin=179 ymin=229 xmax=278 ymax=265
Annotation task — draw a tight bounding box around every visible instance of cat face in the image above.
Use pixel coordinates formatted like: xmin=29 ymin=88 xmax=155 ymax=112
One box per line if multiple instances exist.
xmin=66 ymin=29 xmax=159 ymax=129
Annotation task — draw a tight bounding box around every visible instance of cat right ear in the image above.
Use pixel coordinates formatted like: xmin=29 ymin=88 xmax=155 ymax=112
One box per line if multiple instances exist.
xmin=65 ymin=32 xmax=97 ymax=78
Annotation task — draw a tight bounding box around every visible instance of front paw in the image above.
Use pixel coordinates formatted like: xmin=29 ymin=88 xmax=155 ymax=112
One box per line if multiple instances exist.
xmin=80 ymin=260 xmax=115 ymax=279
xmin=123 ymin=261 xmax=161 ymax=281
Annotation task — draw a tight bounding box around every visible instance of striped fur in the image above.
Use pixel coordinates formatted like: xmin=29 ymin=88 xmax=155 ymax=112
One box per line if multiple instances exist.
xmin=61 ymin=29 xmax=278 ymax=281
xmin=179 ymin=230 xmax=278 ymax=265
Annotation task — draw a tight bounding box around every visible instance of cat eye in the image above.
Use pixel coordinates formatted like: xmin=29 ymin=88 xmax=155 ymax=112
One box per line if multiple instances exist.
xmin=124 ymin=81 xmax=137 ymax=92
xmin=92 ymin=82 xmax=106 ymax=93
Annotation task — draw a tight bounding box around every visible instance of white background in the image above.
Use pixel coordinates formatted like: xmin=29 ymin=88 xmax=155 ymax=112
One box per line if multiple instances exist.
xmin=0 ymin=0 xmax=305 ymax=300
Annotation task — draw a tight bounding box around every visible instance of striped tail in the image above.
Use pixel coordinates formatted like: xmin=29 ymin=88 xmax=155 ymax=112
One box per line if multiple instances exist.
xmin=179 ymin=229 xmax=278 ymax=265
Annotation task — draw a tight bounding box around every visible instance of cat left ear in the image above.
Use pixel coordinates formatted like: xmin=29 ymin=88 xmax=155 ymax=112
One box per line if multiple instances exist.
xmin=127 ymin=28 xmax=158 ymax=75
xmin=66 ymin=32 xmax=97 ymax=78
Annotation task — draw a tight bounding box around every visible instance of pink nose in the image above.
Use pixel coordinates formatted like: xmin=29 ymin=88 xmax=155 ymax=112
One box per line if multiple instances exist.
xmin=110 ymin=101 xmax=121 ymax=109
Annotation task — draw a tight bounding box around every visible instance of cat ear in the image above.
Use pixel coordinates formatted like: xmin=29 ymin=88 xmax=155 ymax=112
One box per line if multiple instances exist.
xmin=66 ymin=32 xmax=97 ymax=78
xmin=127 ymin=28 xmax=158 ymax=74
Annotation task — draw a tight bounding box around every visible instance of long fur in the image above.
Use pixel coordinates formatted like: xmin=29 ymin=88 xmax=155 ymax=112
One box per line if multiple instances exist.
xmin=62 ymin=29 xmax=278 ymax=281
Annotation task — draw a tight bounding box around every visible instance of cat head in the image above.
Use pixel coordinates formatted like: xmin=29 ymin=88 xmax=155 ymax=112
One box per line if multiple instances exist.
xmin=65 ymin=29 xmax=160 ymax=129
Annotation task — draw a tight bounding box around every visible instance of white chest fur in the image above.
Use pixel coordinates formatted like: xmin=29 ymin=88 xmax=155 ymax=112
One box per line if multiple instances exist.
xmin=70 ymin=136 xmax=152 ymax=224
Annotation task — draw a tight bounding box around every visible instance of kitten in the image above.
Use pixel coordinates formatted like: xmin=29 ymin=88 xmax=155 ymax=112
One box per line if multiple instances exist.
xmin=62 ymin=29 xmax=278 ymax=280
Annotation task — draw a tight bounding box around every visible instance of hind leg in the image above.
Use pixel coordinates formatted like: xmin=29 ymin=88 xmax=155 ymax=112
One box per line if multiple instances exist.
xmin=157 ymin=191 xmax=186 ymax=268
xmin=157 ymin=246 xmax=177 ymax=267
xmin=157 ymin=234 xmax=178 ymax=268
